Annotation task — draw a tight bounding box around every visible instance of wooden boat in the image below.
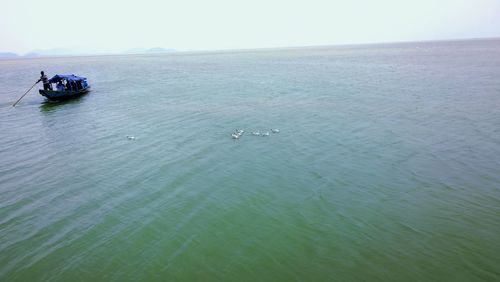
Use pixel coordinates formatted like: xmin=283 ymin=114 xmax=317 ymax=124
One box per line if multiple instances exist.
xmin=39 ymin=74 xmax=90 ymax=101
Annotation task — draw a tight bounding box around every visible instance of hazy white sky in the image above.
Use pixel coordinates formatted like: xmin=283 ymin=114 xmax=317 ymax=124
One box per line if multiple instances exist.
xmin=1 ymin=0 xmax=499 ymax=53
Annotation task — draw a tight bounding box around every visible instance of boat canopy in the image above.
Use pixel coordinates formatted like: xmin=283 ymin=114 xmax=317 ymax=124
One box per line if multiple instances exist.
xmin=48 ymin=74 xmax=87 ymax=83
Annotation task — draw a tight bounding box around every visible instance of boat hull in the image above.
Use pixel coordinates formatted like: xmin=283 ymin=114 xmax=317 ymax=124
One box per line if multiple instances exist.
xmin=39 ymin=87 xmax=90 ymax=101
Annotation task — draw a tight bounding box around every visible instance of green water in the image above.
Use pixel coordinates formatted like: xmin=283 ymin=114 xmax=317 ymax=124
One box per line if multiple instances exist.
xmin=1 ymin=39 xmax=500 ymax=281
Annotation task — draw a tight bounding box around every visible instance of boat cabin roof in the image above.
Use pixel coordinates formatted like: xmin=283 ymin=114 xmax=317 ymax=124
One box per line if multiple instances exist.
xmin=49 ymin=74 xmax=87 ymax=83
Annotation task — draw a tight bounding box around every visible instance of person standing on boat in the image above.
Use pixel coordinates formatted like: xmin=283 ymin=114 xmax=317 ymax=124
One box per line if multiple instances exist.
xmin=37 ymin=71 xmax=52 ymax=90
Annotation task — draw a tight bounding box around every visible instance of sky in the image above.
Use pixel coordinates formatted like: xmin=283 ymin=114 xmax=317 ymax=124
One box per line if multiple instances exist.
xmin=1 ymin=0 xmax=500 ymax=54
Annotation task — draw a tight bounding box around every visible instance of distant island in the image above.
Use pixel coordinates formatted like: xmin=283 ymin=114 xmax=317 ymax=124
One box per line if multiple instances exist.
xmin=123 ymin=47 xmax=176 ymax=54
xmin=0 ymin=47 xmax=176 ymax=59
xmin=0 ymin=52 xmax=19 ymax=59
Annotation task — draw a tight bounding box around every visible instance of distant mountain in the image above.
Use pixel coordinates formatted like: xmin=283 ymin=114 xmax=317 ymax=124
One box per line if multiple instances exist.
xmin=0 ymin=47 xmax=177 ymax=59
xmin=23 ymin=48 xmax=91 ymax=58
xmin=124 ymin=47 xmax=176 ymax=54
xmin=0 ymin=52 xmax=19 ymax=59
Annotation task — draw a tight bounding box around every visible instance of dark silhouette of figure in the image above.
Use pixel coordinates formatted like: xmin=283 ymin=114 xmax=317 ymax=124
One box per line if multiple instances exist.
xmin=37 ymin=71 xmax=52 ymax=90
xmin=56 ymin=82 xmax=65 ymax=91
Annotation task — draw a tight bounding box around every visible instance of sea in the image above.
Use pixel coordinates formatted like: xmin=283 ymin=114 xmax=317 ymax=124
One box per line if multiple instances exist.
xmin=1 ymin=39 xmax=499 ymax=281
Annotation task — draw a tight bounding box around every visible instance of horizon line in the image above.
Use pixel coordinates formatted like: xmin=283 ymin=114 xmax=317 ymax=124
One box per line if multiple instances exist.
xmin=1 ymin=36 xmax=499 ymax=60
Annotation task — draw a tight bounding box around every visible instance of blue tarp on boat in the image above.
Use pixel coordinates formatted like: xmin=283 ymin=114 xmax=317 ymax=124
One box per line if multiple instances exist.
xmin=48 ymin=74 xmax=87 ymax=83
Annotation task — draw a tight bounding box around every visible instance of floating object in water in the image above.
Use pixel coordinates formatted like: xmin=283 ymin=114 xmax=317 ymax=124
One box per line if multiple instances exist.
xmin=251 ymin=131 xmax=261 ymax=136
xmin=127 ymin=136 xmax=136 ymax=140
xmin=271 ymin=129 xmax=280 ymax=133
xmin=231 ymin=129 xmax=243 ymax=139
xmin=262 ymin=132 xmax=270 ymax=137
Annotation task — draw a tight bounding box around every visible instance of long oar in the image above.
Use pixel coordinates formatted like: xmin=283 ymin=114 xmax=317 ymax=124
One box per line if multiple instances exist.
xmin=13 ymin=81 xmax=39 ymax=107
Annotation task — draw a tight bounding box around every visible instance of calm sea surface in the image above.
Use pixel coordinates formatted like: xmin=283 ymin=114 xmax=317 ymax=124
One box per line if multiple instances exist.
xmin=1 ymin=39 xmax=499 ymax=281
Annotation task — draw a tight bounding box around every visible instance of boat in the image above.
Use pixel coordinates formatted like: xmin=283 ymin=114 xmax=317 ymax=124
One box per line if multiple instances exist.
xmin=39 ymin=74 xmax=90 ymax=101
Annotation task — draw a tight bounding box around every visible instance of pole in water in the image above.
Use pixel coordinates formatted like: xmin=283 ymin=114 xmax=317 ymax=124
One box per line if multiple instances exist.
xmin=13 ymin=81 xmax=38 ymax=107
